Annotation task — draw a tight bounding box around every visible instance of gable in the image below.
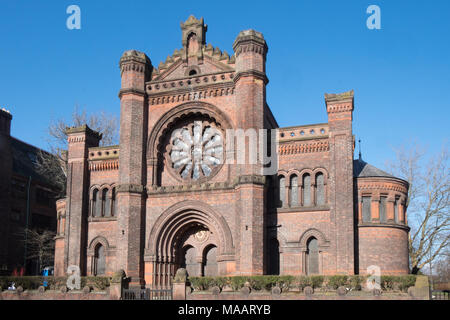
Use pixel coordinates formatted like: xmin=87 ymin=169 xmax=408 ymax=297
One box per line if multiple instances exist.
xmin=152 ymin=45 xmax=235 ymax=81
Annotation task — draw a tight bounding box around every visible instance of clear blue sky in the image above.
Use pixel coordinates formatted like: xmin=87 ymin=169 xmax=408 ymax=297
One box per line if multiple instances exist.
xmin=1 ymin=0 xmax=449 ymax=170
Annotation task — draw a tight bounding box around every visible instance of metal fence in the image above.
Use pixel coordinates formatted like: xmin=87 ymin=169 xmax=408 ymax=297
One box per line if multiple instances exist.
xmin=122 ymin=287 xmax=173 ymax=300
xmin=431 ymin=290 xmax=450 ymax=300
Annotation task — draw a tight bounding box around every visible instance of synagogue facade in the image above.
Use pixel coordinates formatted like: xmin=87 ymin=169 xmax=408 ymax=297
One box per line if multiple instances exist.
xmin=54 ymin=16 xmax=410 ymax=287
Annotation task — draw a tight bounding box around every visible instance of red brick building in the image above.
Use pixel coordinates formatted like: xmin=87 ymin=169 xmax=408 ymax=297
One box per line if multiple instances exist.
xmin=54 ymin=16 xmax=410 ymax=286
xmin=0 ymin=108 xmax=58 ymax=275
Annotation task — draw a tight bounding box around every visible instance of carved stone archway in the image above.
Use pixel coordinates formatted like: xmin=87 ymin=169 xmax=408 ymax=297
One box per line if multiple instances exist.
xmin=145 ymin=200 xmax=234 ymax=286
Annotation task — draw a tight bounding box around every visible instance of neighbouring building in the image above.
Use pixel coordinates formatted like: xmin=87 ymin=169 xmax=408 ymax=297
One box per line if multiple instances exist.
xmin=54 ymin=16 xmax=410 ymax=287
xmin=0 ymin=108 xmax=59 ymax=275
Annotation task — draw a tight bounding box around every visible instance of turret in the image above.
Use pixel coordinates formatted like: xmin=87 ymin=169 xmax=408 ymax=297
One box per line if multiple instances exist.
xmin=325 ymin=90 xmax=355 ymax=274
xmin=232 ymin=29 xmax=269 ymax=276
xmin=117 ymin=50 xmax=152 ymax=286
xmin=64 ymin=125 xmax=101 ymax=274
xmin=354 ymin=158 xmax=410 ymax=275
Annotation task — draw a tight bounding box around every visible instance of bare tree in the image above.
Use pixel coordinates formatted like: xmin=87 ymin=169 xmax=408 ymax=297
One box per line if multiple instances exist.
xmin=17 ymin=228 xmax=56 ymax=273
xmin=433 ymin=249 xmax=450 ymax=283
xmin=387 ymin=142 xmax=450 ymax=274
xmin=36 ymin=106 xmax=119 ymax=197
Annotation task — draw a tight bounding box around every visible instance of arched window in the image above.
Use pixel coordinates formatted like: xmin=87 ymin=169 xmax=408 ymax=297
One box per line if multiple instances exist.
xmin=394 ymin=197 xmax=399 ymax=223
xmin=268 ymin=238 xmax=280 ymax=275
xmin=278 ymin=176 xmax=285 ymax=208
xmin=102 ymin=189 xmax=110 ymax=217
xmin=302 ymin=174 xmax=311 ymax=206
xmin=187 ymin=32 xmax=199 ymax=56
xmin=316 ymin=173 xmax=325 ymax=206
xmin=306 ymin=237 xmax=319 ymax=275
xmin=202 ymin=245 xmax=218 ymax=277
xmin=92 ymin=189 xmax=101 ymax=217
xmin=94 ymin=244 xmax=106 ymax=275
xmin=290 ymin=175 xmax=298 ymax=207
xmin=111 ymin=187 xmax=117 ymax=217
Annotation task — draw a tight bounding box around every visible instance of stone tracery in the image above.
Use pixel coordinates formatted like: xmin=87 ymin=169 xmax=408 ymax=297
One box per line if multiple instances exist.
xmin=168 ymin=120 xmax=223 ymax=181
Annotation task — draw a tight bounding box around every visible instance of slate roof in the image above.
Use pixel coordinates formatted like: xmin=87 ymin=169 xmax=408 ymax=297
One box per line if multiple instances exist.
xmin=10 ymin=137 xmax=58 ymax=187
xmin=353 ymin=158 xmax=396 ymax=179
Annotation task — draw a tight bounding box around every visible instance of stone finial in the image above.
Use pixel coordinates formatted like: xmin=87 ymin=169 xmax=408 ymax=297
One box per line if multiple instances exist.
xmin=173 ymin=268 xmax=188 ymax=283
xmin=180 ymin=15 xmax=207 ymax=48
xmin=181 ymin=15 xmax=205 ymax=28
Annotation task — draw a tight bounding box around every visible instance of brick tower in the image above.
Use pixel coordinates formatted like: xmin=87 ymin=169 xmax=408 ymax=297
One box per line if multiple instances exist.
xmin=64 ymin=126 xmax=101 ymax=274
xmin=117 ymin=50 xmax=152 ymax=286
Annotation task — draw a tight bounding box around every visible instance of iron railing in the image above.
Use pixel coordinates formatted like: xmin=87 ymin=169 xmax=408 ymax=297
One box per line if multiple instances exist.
xmin=122 ymin=287 xmax=172 ymax=300
xmin=431 ymin=290 xmax=449 ymax=300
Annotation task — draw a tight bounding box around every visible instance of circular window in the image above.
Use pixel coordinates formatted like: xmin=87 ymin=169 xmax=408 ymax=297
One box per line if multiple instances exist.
xmin=167 ymin=120 xmax=224 ymax=182
xmin=310 ymin=129 xmax=315 ymax=134
xmin=300 ymin=131 xmax=305 ymax=135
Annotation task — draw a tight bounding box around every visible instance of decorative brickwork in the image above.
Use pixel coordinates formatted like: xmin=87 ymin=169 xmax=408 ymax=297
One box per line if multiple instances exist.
xmin=56 ymin=16 xmax=410 ymax=286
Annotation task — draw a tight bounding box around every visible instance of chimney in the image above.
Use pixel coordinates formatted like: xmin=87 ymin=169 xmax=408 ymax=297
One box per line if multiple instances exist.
xmin=0 ymin=108 xmax=12 ymax=135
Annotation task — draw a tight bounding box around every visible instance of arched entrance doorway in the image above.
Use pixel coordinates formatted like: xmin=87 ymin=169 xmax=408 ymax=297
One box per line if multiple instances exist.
xmin=181 ymin=246 xmax=197 ymax=277
xmin=146 ymin=201 xmax=235 ymax=287
xmin=177 ymin=226 xmax=218 ymax=278
xmin=202 ymin=245 xmax=218 ymax=277
xmin=150 ymin=223 xmax=219 ymax=286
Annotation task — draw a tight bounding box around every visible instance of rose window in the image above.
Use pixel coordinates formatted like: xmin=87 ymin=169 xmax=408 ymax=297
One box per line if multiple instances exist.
xmin=169 ymin=120 xmax=223 ymax=181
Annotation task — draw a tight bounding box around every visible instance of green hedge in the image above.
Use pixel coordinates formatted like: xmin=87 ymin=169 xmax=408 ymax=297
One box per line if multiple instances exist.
xmin=189 ymin=275 xmax=295 ymax=291
xmin=188 ymin=275 xmax=416 ymax=292
xmin=0 ymin=276 xmax=44 ymax=290
xmin=0 ymin=276 xmax=111 ymax=291
xmin=381 ymin=275 xmax=416 ymax=292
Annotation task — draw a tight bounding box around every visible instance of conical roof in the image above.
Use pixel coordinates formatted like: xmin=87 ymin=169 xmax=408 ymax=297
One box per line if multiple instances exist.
xmin=353 ymin=158 xmax=395 ymax=178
